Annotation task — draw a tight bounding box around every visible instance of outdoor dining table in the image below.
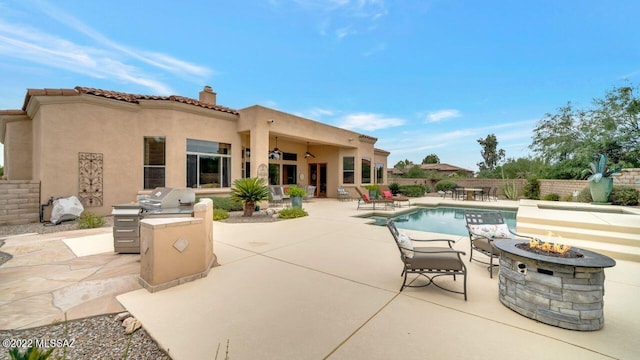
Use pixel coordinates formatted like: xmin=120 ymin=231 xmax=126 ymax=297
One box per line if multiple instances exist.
xmin=463 ymin=188 xmax=483 ymax=200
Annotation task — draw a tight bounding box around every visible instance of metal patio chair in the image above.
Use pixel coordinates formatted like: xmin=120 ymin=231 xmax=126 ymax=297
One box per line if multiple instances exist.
xmin=464 ymin=210 xmax=533 ymax=278
xmin=337 ymin=187 xmax=351 ymax=201
xmin=386 ymin=219 xmax=467 ymax=300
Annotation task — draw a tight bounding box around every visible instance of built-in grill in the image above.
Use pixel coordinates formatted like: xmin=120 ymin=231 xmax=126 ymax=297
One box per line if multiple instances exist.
xmin=112 ymin=187 xmax=196 ymax=253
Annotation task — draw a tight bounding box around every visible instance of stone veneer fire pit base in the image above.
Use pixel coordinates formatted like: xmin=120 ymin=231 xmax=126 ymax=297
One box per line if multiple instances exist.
xmin=495 ymin=240 xmax=616 ymax=331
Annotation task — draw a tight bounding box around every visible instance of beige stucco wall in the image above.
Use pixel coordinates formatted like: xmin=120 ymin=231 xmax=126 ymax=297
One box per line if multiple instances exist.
xmin=2 ymin=116 xmax=32 ymax=180
xmin=26 ymin=95 xmax=241 ymax=215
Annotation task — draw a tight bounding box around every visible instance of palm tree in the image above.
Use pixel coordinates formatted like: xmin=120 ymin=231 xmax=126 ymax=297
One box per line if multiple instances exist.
xmin=230 ymin=177 xmax=270 ymax=217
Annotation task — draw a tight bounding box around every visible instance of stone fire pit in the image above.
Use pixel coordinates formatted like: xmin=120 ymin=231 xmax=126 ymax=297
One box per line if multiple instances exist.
xmin=494 ymin=240 xmax=616 ymax=331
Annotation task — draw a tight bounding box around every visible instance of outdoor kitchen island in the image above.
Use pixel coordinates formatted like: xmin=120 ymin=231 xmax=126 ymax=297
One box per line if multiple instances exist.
xmin=494 ymin=239 xmax=616 ymax=331
xmin=112 ymin=187 xmax=196 ymax=254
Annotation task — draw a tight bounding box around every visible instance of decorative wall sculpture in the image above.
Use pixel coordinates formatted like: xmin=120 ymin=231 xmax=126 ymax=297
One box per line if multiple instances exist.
xmin=78 ymin=152 xmax=103 ymax=207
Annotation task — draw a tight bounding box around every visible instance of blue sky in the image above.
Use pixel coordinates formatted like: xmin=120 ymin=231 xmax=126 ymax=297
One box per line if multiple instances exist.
xmin=1 ymin=0 xmax=638 ymax=171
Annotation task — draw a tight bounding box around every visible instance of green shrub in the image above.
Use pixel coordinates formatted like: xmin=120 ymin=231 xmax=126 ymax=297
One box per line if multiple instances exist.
xmin=203 ymin=197 xmax=243 ymax=211
xmin=577 ymin=187 xmax=593 ymax=203
xmin=609 ymin=186 xmax=639 ymax=206
xmin=7 ymin=346 xmax=54 ymax=360
xmin=399 ymin=185 xmax=426 ymax=197
xmin=278 ymin=207 xmax=308 ymax=219
xmin=77 ymin=211 xmax=106 ymax=229
xmin=560 ymin=194 xmax=574 ymax=202
xmin=434 ymin=179 xmax=457 ymax=192
xmin=523 ymin=176 xmax=540 ymax=200
xmin=285 ymin=185 xmax=307 ymax=197
xmin=543 ymin=193 xmax=560 ymax=201
xmin=212 ymin=208 xmax=229 ymax=221
xmin=389 ymin=182 xmax=400 ymax=195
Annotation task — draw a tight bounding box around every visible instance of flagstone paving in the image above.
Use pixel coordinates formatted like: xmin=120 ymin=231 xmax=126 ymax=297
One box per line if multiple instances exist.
xmin=0 ymin=230 xmax=140 ymax=330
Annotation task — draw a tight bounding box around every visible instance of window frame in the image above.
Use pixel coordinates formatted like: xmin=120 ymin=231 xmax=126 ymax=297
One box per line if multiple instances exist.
xmin=186 ymin=138 xmax=232 ymax=189
xmin=143 ymin=136 xmax=166 ymax=189
xmin=361 ymin=157 xmax=372 ymax=184
xmin=343 ymin=156 xmax=355 ymax=184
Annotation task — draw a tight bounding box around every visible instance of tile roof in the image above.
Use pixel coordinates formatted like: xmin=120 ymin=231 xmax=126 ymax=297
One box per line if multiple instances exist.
xmin=15 ymin=87 xmax=239 ymax=115
xmin=420 ymin=163 xmax=473 ymax=172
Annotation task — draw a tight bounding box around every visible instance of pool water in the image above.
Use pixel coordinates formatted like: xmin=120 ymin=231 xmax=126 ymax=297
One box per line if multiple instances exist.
xmin=369 ymin=206 xmax=517 ymax=237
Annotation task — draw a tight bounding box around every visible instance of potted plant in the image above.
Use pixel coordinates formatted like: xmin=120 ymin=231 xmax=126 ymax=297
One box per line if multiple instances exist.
xmin=286 ymin=185 xmax=307 ymax=208
xmin=230 ymin=177 xmax=270 ymax=216
xmin=364 ymin=185 xmax=380 ymax=199
xmin=389 ymin=182 xmax=400 ymax=195
xmin=582 ymin=154 xmax=619 ymax=204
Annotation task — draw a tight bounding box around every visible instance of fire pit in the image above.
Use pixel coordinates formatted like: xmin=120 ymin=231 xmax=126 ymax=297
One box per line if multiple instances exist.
xmin=494 ymin=239 xmax=616 ymax=331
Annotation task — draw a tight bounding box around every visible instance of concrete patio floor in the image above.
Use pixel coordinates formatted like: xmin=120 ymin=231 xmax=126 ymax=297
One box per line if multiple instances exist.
xmin=2 ymin=197 xmax=639 ymax=359
xmin=117 ymin=198 xmax=640 ymax=360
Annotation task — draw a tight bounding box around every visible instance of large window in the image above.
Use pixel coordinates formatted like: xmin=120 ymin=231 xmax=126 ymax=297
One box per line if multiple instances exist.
xmin=343 ymin=156 xmax=355 ymax=184
xmin=362 ymin=157 xmax=371 ymax=184
xmin=186 ymin=139 xmax=231 ymax=188
xmin=144 ymin=136 xmax=165 ymax=189
xmin=375 ymin=162 xmax=384 ymax=184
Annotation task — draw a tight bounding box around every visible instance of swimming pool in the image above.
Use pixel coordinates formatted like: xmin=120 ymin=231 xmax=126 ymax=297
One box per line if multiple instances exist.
xmin=368 ymin=206 xmax=517 ymax=237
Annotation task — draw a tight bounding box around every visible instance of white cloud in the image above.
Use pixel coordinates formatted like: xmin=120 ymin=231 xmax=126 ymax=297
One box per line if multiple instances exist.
xmin=425 ymin=109 xmax=461 ymax=123
xmin=0 ymin=1 xmax=213 ymax=94
xmin=296 ymin=107 xmax=337 ymax=119
xmin=338 ymin=112 xmax=405 ymax=131
xmin=287 ymin=0 xmax=388 ymax=39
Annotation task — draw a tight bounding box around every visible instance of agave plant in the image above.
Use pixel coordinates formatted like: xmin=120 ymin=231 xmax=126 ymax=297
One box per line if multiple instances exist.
xmin=582 ymin=154 xmax=619 ymax=183
xmin=230 ymin=177 xmax=270 ymax=217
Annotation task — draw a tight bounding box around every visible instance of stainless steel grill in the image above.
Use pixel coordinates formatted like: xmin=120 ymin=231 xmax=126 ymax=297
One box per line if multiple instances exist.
xmin=112 ymin=187 xmax=196 ymax=253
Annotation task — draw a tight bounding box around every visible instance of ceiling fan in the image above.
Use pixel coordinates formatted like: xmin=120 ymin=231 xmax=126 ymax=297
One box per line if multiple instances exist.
xmin=304 ymin=142 xmax=316 ymax=158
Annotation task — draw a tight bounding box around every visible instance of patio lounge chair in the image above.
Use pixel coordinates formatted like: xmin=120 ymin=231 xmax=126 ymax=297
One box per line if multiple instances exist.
xmin=386 ymin=219 xmax=467 ymax=300
xmin=381 ymin=190 xmax=411 ymax=207
xmin=464 ymin=210 xmax=533 ymax=278
xmin=378 ymin=185 xmax=411 ymax=207
xmin=355 ymin=187 xmax=393 ymax=210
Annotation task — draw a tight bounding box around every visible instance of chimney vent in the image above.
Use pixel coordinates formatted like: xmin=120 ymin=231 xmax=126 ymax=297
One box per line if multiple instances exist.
xmin=199 ymin=86 xmax=217 ymax=105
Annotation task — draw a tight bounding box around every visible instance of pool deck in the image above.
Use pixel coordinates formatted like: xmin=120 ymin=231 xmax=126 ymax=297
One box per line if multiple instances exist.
xmin=1 ymin=197 xmax=639 ymax=359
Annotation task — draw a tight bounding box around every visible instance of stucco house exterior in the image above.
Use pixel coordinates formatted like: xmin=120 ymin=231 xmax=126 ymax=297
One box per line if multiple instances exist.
xmin=0 ymin=86 xmax=389 ymax=217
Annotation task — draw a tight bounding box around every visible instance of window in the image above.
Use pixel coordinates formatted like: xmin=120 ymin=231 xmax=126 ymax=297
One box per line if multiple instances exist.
xmin=186 ymin=139 xmax=231 ymax=188
xmin=282 ymin=152 xmax=297 ymax=161
xmin=243 ymin=147 xmax=250 ymax=178
xmin=343 ymin=156 xmax=355 ymax=184
xmin=362 ymin=157 xmax=371 ymax=184
xmin=144 ymin=136 xmax=165 ymax=189
xmin=375 ymin=163 xmax=384 ymax=184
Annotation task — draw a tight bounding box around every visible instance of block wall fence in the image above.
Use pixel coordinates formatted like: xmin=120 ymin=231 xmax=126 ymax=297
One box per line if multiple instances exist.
xmin=0 ymin=169 xmax=638 ymax=226
xmin=390 ymin=168 xmax=640 ymax=199
xmin=0 ymin=180 xmax=40 ymax=225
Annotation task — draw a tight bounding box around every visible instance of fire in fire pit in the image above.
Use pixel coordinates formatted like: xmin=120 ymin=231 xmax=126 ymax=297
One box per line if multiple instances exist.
xmin=515 ymin=238 xmax=584 ymax=259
